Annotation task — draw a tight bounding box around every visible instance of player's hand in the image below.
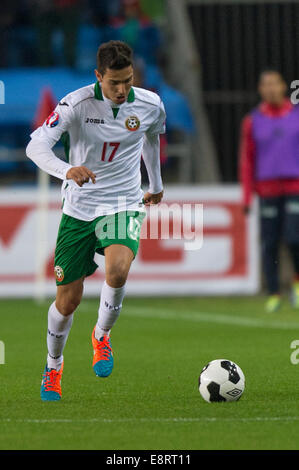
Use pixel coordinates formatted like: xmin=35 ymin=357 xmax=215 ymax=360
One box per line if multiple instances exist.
xmin=143 ymin=190 xmax=163 ymax=206
xmin=66 ymin=166 xmax=96 ymax=187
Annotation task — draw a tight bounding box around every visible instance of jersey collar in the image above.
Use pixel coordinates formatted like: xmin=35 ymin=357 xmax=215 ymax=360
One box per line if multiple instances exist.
xmin=259 ymin=98 xmax=293 ymax=117
xmin=94 ymin=82 xmax=135 ymax=103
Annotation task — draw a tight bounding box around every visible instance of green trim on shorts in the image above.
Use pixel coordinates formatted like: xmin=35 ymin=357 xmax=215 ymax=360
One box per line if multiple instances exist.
xmin=54 ymin=211 xmax=146 ymax=286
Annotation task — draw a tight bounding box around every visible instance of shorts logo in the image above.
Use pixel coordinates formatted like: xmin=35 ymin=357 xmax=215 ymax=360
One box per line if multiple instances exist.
xmin=54 ymin=265 xmax=64 ymax=282
xmin=46 ymin=111 xmax=60 ymax=128
xmin=125 ymin=116 xmax=140 ymax=131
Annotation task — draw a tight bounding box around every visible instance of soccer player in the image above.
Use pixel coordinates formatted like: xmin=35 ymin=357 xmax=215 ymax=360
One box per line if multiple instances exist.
xmin=239 ymin=70 xmax=299 ymax=313
xmin=26 ymin=40 xmax=166 ymax=401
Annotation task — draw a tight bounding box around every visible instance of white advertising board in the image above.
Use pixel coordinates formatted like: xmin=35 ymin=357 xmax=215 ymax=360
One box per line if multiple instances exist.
xmin=0 ymin=185 xmax=259 ymax=297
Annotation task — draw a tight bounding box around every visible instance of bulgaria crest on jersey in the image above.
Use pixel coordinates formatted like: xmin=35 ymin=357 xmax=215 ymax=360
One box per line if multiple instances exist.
xmin=46 ymin=111 xmax=60 ymax=128
xmin=54 ymin=265 xmax=64 ymax=282
xmin=125 ymin=116 xmax=140 ymax=131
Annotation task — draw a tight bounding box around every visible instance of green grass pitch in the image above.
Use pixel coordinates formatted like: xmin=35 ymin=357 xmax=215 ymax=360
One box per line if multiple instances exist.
xmin=1 ymin=295 xmax=299 ymax=450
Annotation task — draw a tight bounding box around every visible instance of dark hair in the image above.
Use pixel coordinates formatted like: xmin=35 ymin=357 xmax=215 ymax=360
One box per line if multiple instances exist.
xmin=97 ymin=41 xmax=133 ymax=75
xmin=258 ymin=69 xmax=285 ymax=83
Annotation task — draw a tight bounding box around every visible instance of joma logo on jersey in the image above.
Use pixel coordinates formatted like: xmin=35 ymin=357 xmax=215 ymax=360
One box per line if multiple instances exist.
xmin=85 ymin=117 xmax=105 ymax=124
xmin=125 ymin=116 xmax=140 ymax=131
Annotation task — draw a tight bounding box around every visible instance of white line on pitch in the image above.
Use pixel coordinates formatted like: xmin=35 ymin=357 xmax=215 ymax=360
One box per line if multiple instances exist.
xmin=1 ymin=416 xmax=299 ymax=424
xmin=79 ymin=302 xmax=299 ymax=331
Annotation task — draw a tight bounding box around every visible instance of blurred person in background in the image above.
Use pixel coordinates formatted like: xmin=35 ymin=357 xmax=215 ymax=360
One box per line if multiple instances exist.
xmin=239 ymin=70 xmax=299 ymax=313
xmin=88 ymin=0 xmax=121 ymax=28
xmin=110 ymin=0 xmax=162 ymax=65
xmin=0 ymin=2 xmax=17 ymax=67
xmin=30 ymin=0 xmax=81 ymax=67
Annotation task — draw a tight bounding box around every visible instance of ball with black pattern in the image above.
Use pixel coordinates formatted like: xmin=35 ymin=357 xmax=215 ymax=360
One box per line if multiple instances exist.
xmin=198 ymin=359 xmax=245 ymax=402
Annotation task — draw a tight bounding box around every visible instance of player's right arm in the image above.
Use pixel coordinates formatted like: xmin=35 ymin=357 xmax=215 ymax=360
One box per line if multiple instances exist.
xmin=238 ymin=114 xmax=256 ymax=213
xmin=26 ymin=100 xmax=96 ymax=187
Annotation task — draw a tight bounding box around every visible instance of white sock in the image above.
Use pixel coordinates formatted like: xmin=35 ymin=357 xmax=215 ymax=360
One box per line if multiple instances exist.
xmin=47 ymin=301 xmax=73 ymax=370
xmin=95 ymin=281 xmax=126 ymax=340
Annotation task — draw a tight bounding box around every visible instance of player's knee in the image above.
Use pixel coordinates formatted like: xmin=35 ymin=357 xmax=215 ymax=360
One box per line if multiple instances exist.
xmin=56 ymin=294 xmax=81 ymax=316
xmin=286 ymin=242 xmax=299 ymax=258
xmin=106 ymin=265 xmax=128 ymax=288
xmin=56 ymin=278 xmax=84 ymax=316
xmin=284 ymin=231 xmax=299 ymax=245
xmin=262 ymin=239 xmax=279 ymax=254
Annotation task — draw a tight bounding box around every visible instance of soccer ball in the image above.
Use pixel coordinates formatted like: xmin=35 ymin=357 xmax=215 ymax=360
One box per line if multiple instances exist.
xmin=198 ymin=359 xmax=245 ymax=402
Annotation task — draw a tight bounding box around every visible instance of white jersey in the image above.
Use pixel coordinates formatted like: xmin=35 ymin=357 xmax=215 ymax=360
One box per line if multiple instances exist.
xmin=27 ymin=82 xmax=166 ymax=220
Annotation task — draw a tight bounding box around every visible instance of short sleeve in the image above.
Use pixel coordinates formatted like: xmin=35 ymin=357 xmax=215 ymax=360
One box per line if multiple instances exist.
xmin=29 ymin=99 xmax=76 ymax=148
xmin=147 ymin=99 xmax=166 ymax=135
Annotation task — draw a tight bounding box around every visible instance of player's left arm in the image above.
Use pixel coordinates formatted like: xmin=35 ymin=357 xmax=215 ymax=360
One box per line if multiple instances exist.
xmin=142 ymin=98 xmax=166 ymax=206
xmin=142 ymin=132 xmax=164 ymax=205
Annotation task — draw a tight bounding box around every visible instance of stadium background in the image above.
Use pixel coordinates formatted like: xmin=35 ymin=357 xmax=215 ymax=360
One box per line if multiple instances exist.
xmin=1 ymin=0 xmax=298 ymax=297
xmin=1 ymin=0 xmax=299 ymax=452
